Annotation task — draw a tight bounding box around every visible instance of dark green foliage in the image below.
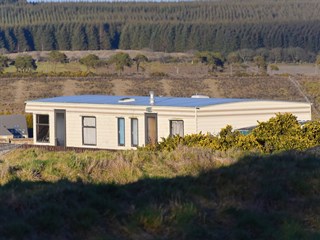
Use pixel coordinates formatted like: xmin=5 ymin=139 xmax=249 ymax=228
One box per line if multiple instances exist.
xmin=14 ymin=54 xmax=37 ymax=72
xmin=48 ymin=50 xmax=67 ymax=64
xmin=71 ymin=25 xmax=88 ymax=50
xmin=55 ymin=24 xmax=72 ymax=50
xmin=253 ymin=55 xmax=267 ymax=74
xmin=195 ymin=51 xmax=224 ymax=72
xmin=108 ymin=52 xmax=132 ymax=73
xmin=79 ymin=54 xmax=101 ymax=71
xmin=0 ymin=54 xmax=10 ymax=72
xmin=48 ymin=50 xmax=67 ymax=72
xmin=133 ymin=54 xmax=148 ymax=72
xmin=0 ymin=1 xmax=320 ymax=54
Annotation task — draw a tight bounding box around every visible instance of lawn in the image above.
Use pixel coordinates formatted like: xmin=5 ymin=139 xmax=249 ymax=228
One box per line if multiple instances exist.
xmin=1 ymin=147 xmax=320 ymax=239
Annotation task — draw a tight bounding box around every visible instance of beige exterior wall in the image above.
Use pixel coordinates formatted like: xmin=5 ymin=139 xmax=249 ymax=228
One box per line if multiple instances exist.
xmin=26 ymin=103 xmax=196 ymax=150
xmin=197 ymin=101 xmax=311 ymax=134
xmin=25 ymin=100 xmax=311 ymax=150
xmin=0 ymin=135 xmax=12 ymax=143
xmin=65 ymin=111 xmax=147 ymax=150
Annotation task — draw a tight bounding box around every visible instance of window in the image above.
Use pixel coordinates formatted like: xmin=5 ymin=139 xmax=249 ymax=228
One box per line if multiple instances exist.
xmin=170 ymin=120 xmax=184 ymax=137
xmin=118 ymin=118 xmax=125 ymax=146
xmin=82 ymin=117 xmax=96 ymax=145
xmin=131 ymin=118 xmax=138 ymax=147
xmin=36 ymin=114 xmax=50 ymax=143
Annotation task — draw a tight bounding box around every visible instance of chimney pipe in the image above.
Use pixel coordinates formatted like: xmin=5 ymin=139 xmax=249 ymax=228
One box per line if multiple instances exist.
xmin=150 ymin=91 xmax=154 ymax=105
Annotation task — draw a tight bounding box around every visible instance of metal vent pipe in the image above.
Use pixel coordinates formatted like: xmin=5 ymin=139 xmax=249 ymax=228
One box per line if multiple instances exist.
xmin=150 ymin=91 xmax=154 ymax=105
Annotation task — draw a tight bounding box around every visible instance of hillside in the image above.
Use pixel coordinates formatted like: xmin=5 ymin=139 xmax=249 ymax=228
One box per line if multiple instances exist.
xmin=3 ymin=73 xmax=320 ymax=117
xmin=0 ymin=76 xmax=308 ymax=113
xmin=1 ymin=49 xmax=319 ymax=117
xmin=0 ymin=0 xmax=320 ymax=52
xmin=1 ymin=147 xmax=320 ymax=239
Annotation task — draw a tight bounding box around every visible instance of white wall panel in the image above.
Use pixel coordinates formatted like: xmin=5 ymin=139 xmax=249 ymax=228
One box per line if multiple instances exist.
xmin=26 ymin=100 xmax=311 ymax=149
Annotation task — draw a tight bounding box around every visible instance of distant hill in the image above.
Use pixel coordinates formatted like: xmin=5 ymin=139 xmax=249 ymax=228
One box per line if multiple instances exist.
xmin=0 ymin=0 xmax=320 ymax=53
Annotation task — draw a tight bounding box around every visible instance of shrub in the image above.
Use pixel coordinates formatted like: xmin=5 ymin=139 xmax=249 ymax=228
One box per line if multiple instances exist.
xmin=144 ymin=113 xmax=320 ymax=154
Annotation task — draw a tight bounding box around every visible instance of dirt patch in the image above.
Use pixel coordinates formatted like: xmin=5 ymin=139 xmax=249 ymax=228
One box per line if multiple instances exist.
xmin=111 ymin=79 xmax=132 ymax=95
xmin=169 ymin=79 xmax=210 ymax=97
xmin=25 ymin=78 xmax=63 ymax=100
xmin=215 ymin=76 xmax=304 ymax=101
xmin=0 ymin=79 xmax=16 ymax=104
xmin=126 ymin=79 xmax=166 ymax=96
xmin=62 ymin=80 xmax=77 ymax=96
xmin=203 ymin=78 xmax=223 ymax=98
xmin=75 ymin=78 xmax=113 ymax=95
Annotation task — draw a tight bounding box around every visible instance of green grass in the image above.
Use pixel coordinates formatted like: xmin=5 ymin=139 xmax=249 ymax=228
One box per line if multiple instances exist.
xmin=1 ymin=147 xmax=320 ymax=239
xmin=4 ymin=62 xmax=88 ymax=73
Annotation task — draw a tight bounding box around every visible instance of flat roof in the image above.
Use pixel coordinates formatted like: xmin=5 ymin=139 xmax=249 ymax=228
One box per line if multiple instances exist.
xmin=0 ymin=114 xmax=28 ymax=131
xmin=27 ymin=95 xmax=255 ymax=107
xmin=0 ymin=125 xmax=12 ymax=136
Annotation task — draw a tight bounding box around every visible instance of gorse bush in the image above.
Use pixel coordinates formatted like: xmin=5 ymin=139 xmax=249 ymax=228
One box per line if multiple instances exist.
xmin=146 ymin=113 xmax=320 ymax=153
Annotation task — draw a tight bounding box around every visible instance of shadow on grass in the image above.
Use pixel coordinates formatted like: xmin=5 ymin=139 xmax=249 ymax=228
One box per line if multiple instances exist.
xmin=1 ymin=150 xmax=320 ymax=239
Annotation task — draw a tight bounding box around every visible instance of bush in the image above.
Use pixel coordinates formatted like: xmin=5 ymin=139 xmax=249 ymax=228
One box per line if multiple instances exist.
xmin=144 ymin=113 xmax=320 ymax=153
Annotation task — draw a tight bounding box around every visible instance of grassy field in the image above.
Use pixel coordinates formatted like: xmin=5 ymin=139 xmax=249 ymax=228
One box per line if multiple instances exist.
xmin=1 ymin=147 xmax=320 ymax=239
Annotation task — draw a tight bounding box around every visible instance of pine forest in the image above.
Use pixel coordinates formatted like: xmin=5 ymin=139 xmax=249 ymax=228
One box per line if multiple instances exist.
xmin=0 ymin=0 xmax=320 ymax=54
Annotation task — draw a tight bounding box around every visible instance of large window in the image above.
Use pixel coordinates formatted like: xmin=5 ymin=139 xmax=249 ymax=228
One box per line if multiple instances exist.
xmin=82 ymin=117 xmax=96 ymax=145
xmin=118 ymin=118 xmax=125 ymax=146
xmin=36 ymin=114 xmax=50 ymax=143
xmin=131 ymin=118 xmax=138 ymax=147
xmin=170 ymin=120 xmax=184 ymax=137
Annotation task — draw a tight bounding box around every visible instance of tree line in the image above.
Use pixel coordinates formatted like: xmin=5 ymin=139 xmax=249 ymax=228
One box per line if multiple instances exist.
xmin=0 ymin=51 xmax=149 ymax=74
xmin=2 ymin=48 xmax=319 ymax=76
xmin=1 ymin=21 xmax=320 ymax=57
xmin=2 ymin=1 xmax=320 ymax=26
xmin=0 ymin=1 xmax=319 ymax=53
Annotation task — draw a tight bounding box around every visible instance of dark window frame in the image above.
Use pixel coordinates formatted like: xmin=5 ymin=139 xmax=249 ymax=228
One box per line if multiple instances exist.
xmin=131 ymin=118 xmax=138 ymax=147
xmin=118 ymin=117 xmax=125 ymax=146
xmin=36 ymin=114 xmax=50 ymax=143
xmin=170 ymin=120 xmax=184 ymax=137
xmin=82 ymin=116 xmax=97 ymax=146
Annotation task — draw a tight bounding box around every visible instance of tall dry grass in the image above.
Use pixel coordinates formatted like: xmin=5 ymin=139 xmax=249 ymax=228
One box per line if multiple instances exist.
xmin=0 ymin=146 xmax=236 ymax=185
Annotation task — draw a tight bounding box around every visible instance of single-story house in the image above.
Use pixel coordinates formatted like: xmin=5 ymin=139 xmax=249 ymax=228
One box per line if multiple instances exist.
xmin=0 ymin=114 xmax=28 ymax=142
xmin=25 ymin=93 xmax=311 ymax=150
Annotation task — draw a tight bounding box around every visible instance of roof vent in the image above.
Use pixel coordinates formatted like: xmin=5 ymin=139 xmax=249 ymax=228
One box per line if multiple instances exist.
xmin=150 ymin=91 xmax=155 ymax=105
xmin=118 ymin=97 xmax=135 ymax=103
xmin=191 ymin=94 xmax=210 ymax=98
